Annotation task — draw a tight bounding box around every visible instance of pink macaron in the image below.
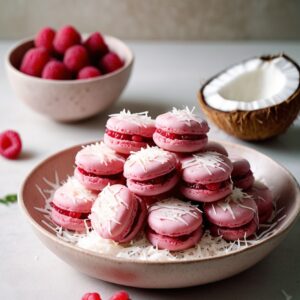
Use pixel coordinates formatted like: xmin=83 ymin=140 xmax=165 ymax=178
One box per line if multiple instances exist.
xmin=104 ymin=109 xmax=156 ymax=154
xmin=247 ymin=181 xmax=273 ymax=223
xmin=230 ymin=155 xmax=254 ymax=190
xmin=203 ymin=141 xmax=228 ymax=156
xmin=204 ymin=188 xmax=258 ymax=241
xmin=74 ymin=142 xmax=126 ymax=191
xmin=91 ymin=184 xmax=147 ymax=243
xmin=124 ymin=146 xmax=180 ymax=196
xmin=51 ymin=177 xmax=97 ymax=232
xmin=180 ymin=151 xmax=233 ymax=202
xmin=153 ymin=107 xmax=209 ymax=153
xmin=146 ymin=198 xmax=203 ymax=251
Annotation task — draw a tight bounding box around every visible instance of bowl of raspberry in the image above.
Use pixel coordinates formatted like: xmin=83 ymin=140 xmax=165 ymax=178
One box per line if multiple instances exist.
xmin=6 ymin=25 xmax=134 ymax=122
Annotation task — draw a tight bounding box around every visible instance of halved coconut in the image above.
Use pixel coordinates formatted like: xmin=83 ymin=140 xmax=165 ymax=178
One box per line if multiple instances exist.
xmin=198 ymin=54 xmax=300 ymax=141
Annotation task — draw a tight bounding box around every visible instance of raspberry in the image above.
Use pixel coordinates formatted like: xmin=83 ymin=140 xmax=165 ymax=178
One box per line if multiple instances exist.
xmin=109 ymin=290 xmax=130 ymax=300
xmin=20 ymin=47 xmax=50 ymax=77
xmin=53 ymin=25 xmax=81 ymax=54
xmin=205 ymin=182 xmax=221 ymax=191
xmin=34 ymin=27 xmax=56 ymax=52
xmin=84 ymin=32 xmax=109 ymax=58
xmin=100 ymin=52 xmax=124 ymax=73
xmin=131 ymin=135 xmax=143 ymax=142
xmin=0 ymin=130 xmax=22 ymax=159
xmin=77 ymin=66 xmax=102 ymax=79
xmin=42 ymin=61 xmax=71 ymax=80
xmin=82 ymin=292 xmax=102 ymax=300
xmin=64 ymin=45 xmax=89 ymax=72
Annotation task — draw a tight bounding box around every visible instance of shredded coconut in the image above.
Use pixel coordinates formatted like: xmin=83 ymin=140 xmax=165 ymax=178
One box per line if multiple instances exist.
xmin=171 ymin=107 xmax=205 ymax=127
xmin=109 ymin=109 xmax=155 ymax=127
xmin=35 ymin=174 xmax=285 ymax=262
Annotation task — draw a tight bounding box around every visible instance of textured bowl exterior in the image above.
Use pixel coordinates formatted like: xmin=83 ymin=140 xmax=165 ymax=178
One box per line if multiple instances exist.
xmin=198 ymin=54 xmax=300 ymax=141
xmin=19 ymin=141 xmax=300 ymax=288
xmin=6 ymin=36 xmax=134 ymax=122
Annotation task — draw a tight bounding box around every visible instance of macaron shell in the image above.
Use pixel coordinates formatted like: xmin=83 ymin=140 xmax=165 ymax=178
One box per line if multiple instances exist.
xmin=247 ymin=182 xmax=273 ymax=223
xmin=181 ymin=152 xmax=233 ymax=184
xmin=203 ymin=141 xmax=228 ymax=156
xmin=146 ymin=227 xmax=203 ymax=251
xmin=104 ymin=133 xmax=150 ymax=155
xmin=124 ymin=148 xmax=178 ymax=181
xmin=180 ymin=182 xmax=233 ymax=203
xmin=127 ymin=172 xmax=179 ymax=196
xmin=233 ymin=172 xmax=255 ymax=190
xmin=91 ymin=185 xmax=138 ymax=240
xmin=209 ymin=219 xmax=257 ymax=241
xmin=153 ymin=131 xmax=208 ymax=153
xmin=230 ymin=155 xmax=251 ymax=177
xmin=74 ymin=167 xmax=125 ymax=191
xmin=119 ymin=197 xmax=148 ymax=243
xmin=52 ymin=179 xmax=97 ymax=213
xmin=75 ymin=143 xmax=125 ymax=175
xmin=106 ymin=116 xmax=155 ymax=137
xmin=147 ymin=199 xmax=203 ymax=237
xmin=204 ymin=197 xmax=258 ymax=228
xmin=155 ymin=111 xmax=209 ymax=134
xmin=51 ymin=208 xmax=89 ymax=233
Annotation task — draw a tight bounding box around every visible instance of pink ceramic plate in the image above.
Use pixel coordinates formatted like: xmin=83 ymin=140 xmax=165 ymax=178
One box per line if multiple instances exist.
xmin=19 ymin=140 xmax=300 ymax=288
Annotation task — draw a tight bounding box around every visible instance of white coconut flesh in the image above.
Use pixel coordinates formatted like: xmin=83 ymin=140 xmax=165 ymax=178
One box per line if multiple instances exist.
xmin=202 ymin=56 xmax=299 ymax=111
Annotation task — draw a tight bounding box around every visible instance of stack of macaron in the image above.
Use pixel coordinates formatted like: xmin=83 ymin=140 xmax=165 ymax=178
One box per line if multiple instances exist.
xmin=50 ymin=107 xmax=274 ymax=250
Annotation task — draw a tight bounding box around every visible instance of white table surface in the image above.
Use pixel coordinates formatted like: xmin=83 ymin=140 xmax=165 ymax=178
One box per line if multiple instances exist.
xmin=0 ymin=40 xmax=299 ymax=300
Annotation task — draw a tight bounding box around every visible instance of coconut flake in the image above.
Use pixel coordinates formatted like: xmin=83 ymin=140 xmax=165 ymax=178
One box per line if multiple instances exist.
xmin=109 ymin=109 xmax=155 ymax=127
xmin=149 ymin=198 xmax=201 ymax=225
xmin=78 ymin=142 xmax=124 ymax=164
xmin=182 ymin=151 xmax=227 ymax=175
xmin=126 ymin=146 xmax=174 ymax=171
xmin=171 ymin=107 xmax=206 ymax=127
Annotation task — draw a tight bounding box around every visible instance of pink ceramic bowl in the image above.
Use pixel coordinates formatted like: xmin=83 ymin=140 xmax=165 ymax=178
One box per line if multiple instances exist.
xmin=19 ymin=140 xmax=300 ymax=288
xmin=5 ymin=36 xmax=134 ymax=122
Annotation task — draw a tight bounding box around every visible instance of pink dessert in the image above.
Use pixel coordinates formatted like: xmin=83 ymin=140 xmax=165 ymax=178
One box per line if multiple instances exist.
xmin=180 ymin=151 xmax=233 ymax=202
xmin=74 ymin=142 xmax=126 ymax=191
xmin=230 ymin=155 xmax=254 ymax=190
xmin=51 ymin=177 xmax=97 ymax=232
xmin=124 ymin=147 xmax=179 ymax=196
xmin=104 ymin=109 xmax=156 ymax=155
xmin=146 ymin=198 xmax=203 ymax=251
xmin=247 ymin=181 xmax=273 ymax=223
xmin=153 ymin=107 xmax=209 ymax=153
xmin=91 ymin=184 xmax=147 ymax=243
xmin=204 ymin=188 xmax=258 ymax=241
xmin=203 ymin=141 xmax=228 ymax=156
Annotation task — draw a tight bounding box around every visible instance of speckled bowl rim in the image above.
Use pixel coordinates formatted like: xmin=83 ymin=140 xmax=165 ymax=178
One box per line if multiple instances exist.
xmin=19 ymin=140 xmax=300 ymax=265
xmin=5 ymin=35 xmax=134 ymax=84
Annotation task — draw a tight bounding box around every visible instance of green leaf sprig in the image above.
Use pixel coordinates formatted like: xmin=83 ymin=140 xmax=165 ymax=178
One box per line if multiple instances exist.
xmin=0 ymin=194 xmax=17 ymax=205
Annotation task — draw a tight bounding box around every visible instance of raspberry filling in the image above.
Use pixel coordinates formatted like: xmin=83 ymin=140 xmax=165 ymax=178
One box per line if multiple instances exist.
xmin=106 ymin=128 xmax=153 ymax=143
xmin=131 ymin=169 xmax=176 ymax=185
xmin=77 ymin=167 xmax=123 ymax=180
xmin=51 ymin=202 xmax=90 ymax=219
xmin=156 ymin=128 xmax=206 ymax=141
xmin=232 ymin=170 xmax=253 ymax=181
xmin=184 ymin=178 xmax=231 ymax=191
xmin=148 ymin=227 xmax=197 ymax=242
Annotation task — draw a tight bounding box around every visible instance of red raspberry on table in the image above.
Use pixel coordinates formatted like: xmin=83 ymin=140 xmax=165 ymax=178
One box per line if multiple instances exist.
xmin=109 ymin=290 xmax=130 ymax=300
xmin=53 ymin=25 xmax=81 ymax=55
xmin=81 ymin=292 xmax=102 ymax=300
xmin=34 ymin=27 xmax=56 ymax=52
xmin=64 ymin=45 xmax=89 ymax=72
xmin=20 ymin=47 xmax=50 ymax=77
xmin=0 ymin=130 xmax=22 ymax=160
xmin=84 ymin=32 xmax=109 ymax=58
xmin=99 ymin=52 xmax=124 ymax=74
xmin=42 ymin=61 xmax=71 ymax=80
xmin=77 ymin=66 xmax=102 ymax=79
